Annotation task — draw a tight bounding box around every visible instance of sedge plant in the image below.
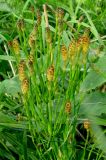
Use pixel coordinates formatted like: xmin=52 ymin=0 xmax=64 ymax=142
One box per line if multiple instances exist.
xmin=5 ymin=3 xmax=105 ymax=160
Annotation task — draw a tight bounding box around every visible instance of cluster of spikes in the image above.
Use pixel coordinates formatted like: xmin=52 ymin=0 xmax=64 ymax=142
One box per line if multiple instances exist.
xmin=7 ymin=9 xmax=43 ymax=96
xmin=61 ymin=28 xmax=90 ymax=69
xmin=8 ymin=6 xmax=90 ymax=104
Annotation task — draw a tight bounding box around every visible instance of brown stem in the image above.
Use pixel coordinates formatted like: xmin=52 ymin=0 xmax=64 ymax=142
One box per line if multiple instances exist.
xmin=43 ymin=4 xmax=49 ymax=28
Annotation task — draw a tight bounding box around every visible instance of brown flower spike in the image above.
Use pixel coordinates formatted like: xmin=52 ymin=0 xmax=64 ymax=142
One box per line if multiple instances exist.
xmin=28 ymin=53 xmax=34 ymax=73
xmin=17 ymin=19 xmax=25 ymax=32
xmin=12 ymin=39 xmax=20 ymax=55
xmin=47 ymin=65 xmax=54 ymax=81
xmin=56 ymin=8 xmax=64 ymax=20
xmin=61 ymin=45 xmax=68 ymax=61
xmin=84 ymin=120 xmax=90 ymax=131
xmin=65 ymin=101 xmax=71 ymax=114
xmin=46 ymin=27 xmax=52 ymax=43
xmin=36 ymin=9 xmax=41 ymax=25
xmin=69 ymin=39 xmax=76 ymax=60
xmin=18 ymin=60 xmax=26 ymax=81
xmin=21 ymin=78 xmax=29 ymax=95
xmin=28 ymin=34 xmax=35 ymax=48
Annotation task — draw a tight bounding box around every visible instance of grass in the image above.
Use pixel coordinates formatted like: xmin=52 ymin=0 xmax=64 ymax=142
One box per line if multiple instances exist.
xmin=0 ymin=0 xmax=106 ymax=159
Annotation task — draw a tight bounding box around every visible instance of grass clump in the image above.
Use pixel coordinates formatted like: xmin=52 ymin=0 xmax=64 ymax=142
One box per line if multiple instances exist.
xmin=0 ymin=1 xmax=106 ymax=160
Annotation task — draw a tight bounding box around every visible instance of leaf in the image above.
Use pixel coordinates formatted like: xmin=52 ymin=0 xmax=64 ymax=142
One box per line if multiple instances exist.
xmin=0 ymin=111 xmax=28 ymax=130
xmin=0 ymin=55 xmax=15 ymax=61
xmin=80 ymin=55 xmax=106 ymax=92
xmin=0 ymin=2 xmax=11 ymax=12
xmin=79 ymin=91 xmax=106 ymax=154
xmin=91 ymin=124 xmax=106 ymax=154
xmin=0 ymin=76 xmax=21 ymax=96
xmin=79 ymin=91 xmax=106 ymax=116
xmin=62 ymin=31 xmax=70 ymax=48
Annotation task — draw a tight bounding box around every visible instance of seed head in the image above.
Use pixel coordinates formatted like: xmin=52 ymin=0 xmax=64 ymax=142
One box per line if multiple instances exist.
xmin=81 ymin=36 xmax=89 ymax=54
xmin=56 ymin=8 xmax=64 ymax=20
xmin=46 ymin=27 xmax=52 ymax=43
xmin=61 ymin=45 xmax=68 ymax=61
xmin=84 ymin=120 xmax=90 ymax=131
xmin=47 ymin=65 xmax=54 ymax=81
xmin=12 ymin=38 xmax=20 ymax=55
xmin=18 ymin=60 xmax=26 ymax=81
xmin=28 ymin=34 xmax=35 ymax=48
xmin=36 ymin=9 xmax=41 ymax=25
xmin=69 ymin=39 xmax=76 ymax=59
xmin=8 ymin=41 xmax=13 ymax=50
xmin=65 ymin=101 xmax=71 ymax=114
xmin=21 ymin=78 xmax=29 ymax=95
xmin=32 ymin=24 xmax=38 ymax=38
xmin=30 ymin=5 xmax=35 ymax=13
xmin=28 ymin=53 xmax=34 ymax=73
xmin=17 ymin=19 xmax=25 ymax=32
xmin=78 ymin=15 xmax=84 ymax=23
xmin=58 ymin=19 xmax=63 ymax=35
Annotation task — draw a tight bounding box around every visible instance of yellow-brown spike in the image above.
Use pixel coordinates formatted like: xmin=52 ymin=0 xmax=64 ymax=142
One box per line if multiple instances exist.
xmin=8 ymin=41 xmax=13 ymax=49
xmin=30 ymin=5 xmax=35 ymax=13
xmin=12 ymin=38 xmax=20 ymax=55
xmin=32 ymin=24 xmax=38 ymax=39
xmin=78 ymin=15 xmax=84 ymax=23
xmin=82 ymin=28 xmax=90 ymax=54
xmin=47 ymin=65 xmax=54 ymax=81
xmin=28 ymin=53 xmax=34 ymax=73
xmin=36 ymin=9 xmax=41 ymax=25
xmin=21 ymin=78 xmax=29 ymax=95
xmin=28 ymin=34 xmax=35 ymax=48
xmin=58 ymin=19 xmax=63 ymax=35
xmin=76 ymin=36 xmax=83 ymax=53
xmin=18 ymin=60 xmax=26 ymax=81
xmin=46 ymin=27 xmax=52 ymax=43
xmin=65 ymin=101 xmax=71 ymax=114
xmin=56 ymin=8 xmax=64 ymax=20
xmin=69 ymin=39 xmax=76 ymax=60
xmin=17 ymin=19 xmax=25 ymax=32
xmin=81 ymin=36 xmax=90 ymax=55
xmin=84 ymin=120 xmax=90 ymax=131
xmin=61 ymin=45 xmax=68 ymax=62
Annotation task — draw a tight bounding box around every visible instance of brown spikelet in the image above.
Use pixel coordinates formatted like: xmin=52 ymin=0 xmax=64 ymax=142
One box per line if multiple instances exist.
xmin=36 ymin=9 xmax=41 ymax=25
xmin=21 ymin=78 xmax=29 ymax=95
xmin=81 ymin=36 xmax=89 ymax=54
xmin=61 ymin=45 xmax=68 ymax=61
xmin=65 ymin=101 xmax=71 ymax=114
xmin=76 ymin=36 xmax=83 ymax=53
xmin=32 ymin=24 xmax=38 ymax=38
xmin=58 ymin=19 xmax=63 ymax=35
xmin=82 ymin=28 xmax=90 ymax=54
xmin=12 ymin=38 xmax=20 ymax=55
xmin=17 ymin=19 xmax=25 ymax=31
xmin=84 ymin=120 xmax=90 ymax=131
xmin=28 ymin=53 xmax=34 ymax=73
xmin=78 ymin=15 xmax=84 ymax=23
xmin=18 ymin=60 xmax=26 ymax=81
xmin=46 ymin=27 xmax=52 ymax=43
xmin=28 ymin=34 xmax=35 ymax=48
xmin=47 ymin=65 xmax=54 ymax=81
xmin=8 ymin=41 xmax=13 ymax=49
xmin=30 ymin=5 xmax=35 ymax=13
xmin=69 ymin=39 xmax=76 ymax=59
xmin=56 ymin=8 xmax=64 ymax=20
